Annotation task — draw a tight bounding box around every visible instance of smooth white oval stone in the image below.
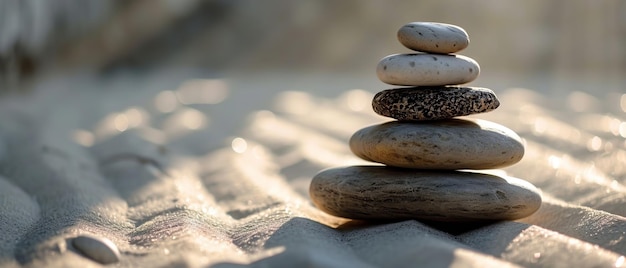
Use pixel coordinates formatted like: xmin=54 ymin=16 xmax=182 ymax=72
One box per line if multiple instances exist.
xmin=72 ymin=235 xmax=121 ymax=264
xmin=398 ymin=22 xmax=470 ymax=54
xmin=309 ymin=166 xmax=542 ymax=221
xmin=377 ymin=53 xmax=480 ymax=86
xmin=349 ymin=118 xmax=524 ymax=170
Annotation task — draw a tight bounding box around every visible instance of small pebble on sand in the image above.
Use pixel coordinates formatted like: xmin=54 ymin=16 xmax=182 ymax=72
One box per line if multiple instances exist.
xmin=72 ymin=235 xmax=121 ymax=264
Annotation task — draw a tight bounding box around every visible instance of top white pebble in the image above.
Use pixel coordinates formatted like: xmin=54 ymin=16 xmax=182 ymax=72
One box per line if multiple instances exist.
xmin=397 ymin=22 xmax=469 ymax=54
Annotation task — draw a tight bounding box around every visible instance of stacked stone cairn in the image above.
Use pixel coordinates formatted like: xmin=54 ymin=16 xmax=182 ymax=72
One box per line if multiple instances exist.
xmin=310 ymin=22 xmax=542 ymax=222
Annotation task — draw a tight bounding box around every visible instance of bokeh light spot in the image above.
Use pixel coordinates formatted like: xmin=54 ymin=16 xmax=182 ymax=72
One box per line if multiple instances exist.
xmin=114 ymin=114 xmax=129 ymax=132
xmin=155 ymin=90 xmax=179 ymax=113
xmin=548 ymin=155 xmax=561 ymax=169
xmin=587 ymin=136 xmax=602 ymax=152
xmin=181 ymin=109 xmax=206 ymax=130
xmin=71 ymin=129 xmax=95 ymax=147
xmin=232 ymin=137 xmax=248 ymax=154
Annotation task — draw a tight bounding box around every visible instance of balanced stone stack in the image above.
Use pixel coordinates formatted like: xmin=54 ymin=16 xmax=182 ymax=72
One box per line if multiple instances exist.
xmin=310 ymin=22 xmax=542 ymax=222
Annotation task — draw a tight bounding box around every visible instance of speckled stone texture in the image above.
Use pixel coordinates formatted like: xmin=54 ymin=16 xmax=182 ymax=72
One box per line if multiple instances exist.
xmin=349 ymin=118 xmax=524 ymax=169
xmin=397 ymin=22 xmax=469 ymax=54
xmin=372 ymin=86 xmax=500 ymax=121
xmin=376 ymin=53 xmax=480 ymax=86
xmin=309 ymin=166 xmax=542 ymax=221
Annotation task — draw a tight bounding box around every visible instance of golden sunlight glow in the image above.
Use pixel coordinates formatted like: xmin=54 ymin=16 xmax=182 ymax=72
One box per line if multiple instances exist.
xmin=616 ymin=255 xmax=625 ymax=268
xmin=576 ymin=114 xmax=622 ymax=134
xmin=274 ymin=91 xmax=313 ymax=115
xmin=548 ymin=155 xmax=562 ymax=169
xmin=532 ymin=117 xmax=548 ymax=135
xmin=340 ymin=89 xmax=373 ymax=112
xmin=619 ymin=122 xmax=626 ymax=138
xmin=251 ymin=145 xmax=269 ymax=160
xmin=231 ymin=137 xmax=248 ymax=154
xmin=176 ymin=79 xmax=229 ymax=105
xmin=154 ymin=90 xmax=179 ymax=113
xmin=587 ymin=136 xmax=603 ymax=151
xmin=573 ymin=174 xmax=582 ymax=184
xmin=71 ymin=129 xmax=95 ymax=147
xmin=610 ymin=119 xmax=622 ymax=136
xmin=517 ymin=104 xmax=541 ymax=124
xmin=567 ymin=91 xmax=597 ymax=112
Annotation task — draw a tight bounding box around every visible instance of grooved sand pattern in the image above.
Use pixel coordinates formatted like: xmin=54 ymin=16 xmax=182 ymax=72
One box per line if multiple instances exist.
xmin=0 ymin=73 xmax=624 ymax=267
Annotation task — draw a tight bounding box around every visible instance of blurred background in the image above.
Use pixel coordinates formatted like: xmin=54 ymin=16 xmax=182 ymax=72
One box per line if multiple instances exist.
xmin=2 ymin=2 xmax=626 ymax=267
xmin=1 ymin=0 xmax=625 ymax=95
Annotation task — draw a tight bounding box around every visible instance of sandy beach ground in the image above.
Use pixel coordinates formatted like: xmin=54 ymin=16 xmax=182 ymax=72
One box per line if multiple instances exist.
xmin=1 ymin=70 xmax=625 ymax=267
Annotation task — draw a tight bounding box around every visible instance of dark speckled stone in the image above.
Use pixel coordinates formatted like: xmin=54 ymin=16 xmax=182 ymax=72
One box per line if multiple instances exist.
xmin=372 ymin=86 xmax=499 ymax=121
xmin=309 ymin=166 xmax=542 ymax=222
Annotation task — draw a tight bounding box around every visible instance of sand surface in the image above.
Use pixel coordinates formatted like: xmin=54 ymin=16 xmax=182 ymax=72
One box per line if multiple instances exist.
xmin=1 ymin=71 xmax=625 ymax=267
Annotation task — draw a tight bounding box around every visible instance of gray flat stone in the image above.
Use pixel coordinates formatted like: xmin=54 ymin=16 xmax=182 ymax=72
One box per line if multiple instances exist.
xmin=372 ymin=86 xmax=500 ymax=121
xmin=398 ymin=22 xmax=470 ymax=54
xmin=309 ymin=166 xmax=542 ymax=221
xmin=376 ymin=53 xmax=479 ymax=86
xmin=349 ymin=118 xmax=524 ymax=169
xmin=72 ymin=235 xmax=120 ymax=264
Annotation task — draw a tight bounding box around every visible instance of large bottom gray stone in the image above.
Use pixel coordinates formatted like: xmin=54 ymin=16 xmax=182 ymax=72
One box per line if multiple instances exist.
xmin=309 ymin=166 xmax=542 ymax=222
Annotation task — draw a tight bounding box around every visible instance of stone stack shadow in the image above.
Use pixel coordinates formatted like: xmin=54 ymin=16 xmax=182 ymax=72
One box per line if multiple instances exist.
xmin=310 ymin=22 xmax=542 ymax=222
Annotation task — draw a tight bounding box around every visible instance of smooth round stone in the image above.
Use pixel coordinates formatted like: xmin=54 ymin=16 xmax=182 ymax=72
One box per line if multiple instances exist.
xmin=309 ymin=166 xmax=542 ymax=221
xmin=72 ymin=235 xmax=121 ymax=264
xmin=372 ymin=86 xmax=500 ymax=121
xmin=349 ymin=118 xmax=524 ymax=169
xmin=377 ymin=53 xmax=479 ymax=86
xmin=397 ymin=22 xmax=470 ymax=54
